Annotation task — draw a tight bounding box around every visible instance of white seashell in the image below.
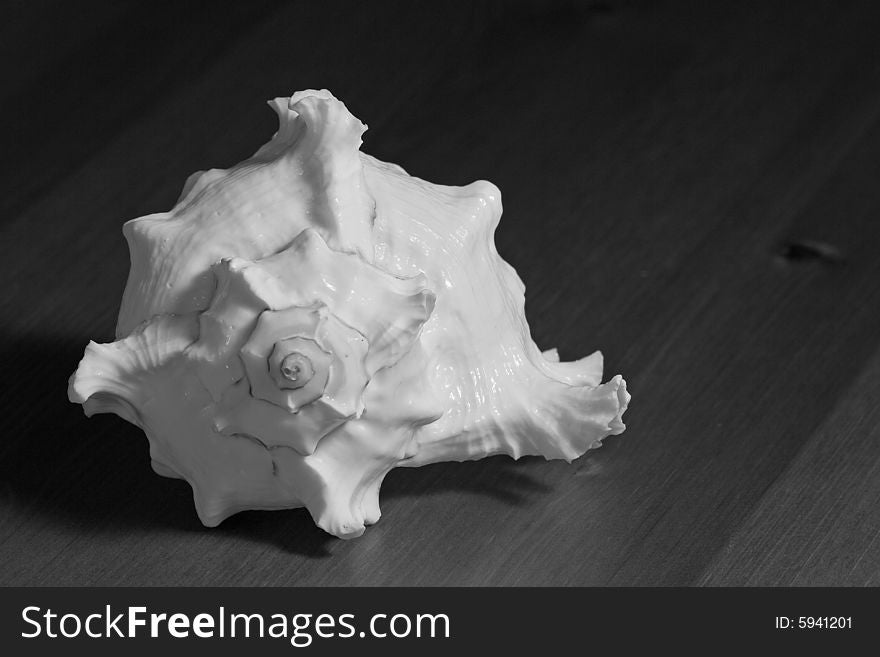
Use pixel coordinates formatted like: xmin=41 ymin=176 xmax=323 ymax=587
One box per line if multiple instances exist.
xmin=68 ymin=89 xmax=630 ymax=539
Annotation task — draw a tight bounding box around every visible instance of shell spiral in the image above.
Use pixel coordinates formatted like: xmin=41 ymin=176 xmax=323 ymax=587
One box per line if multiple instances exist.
xmin=68 ymin=89 xmax=630 ymax=538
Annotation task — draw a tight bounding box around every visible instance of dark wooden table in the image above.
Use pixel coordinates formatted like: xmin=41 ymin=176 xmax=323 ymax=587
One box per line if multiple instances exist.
xmin=2 ymin=0 xmax=879 ymax=586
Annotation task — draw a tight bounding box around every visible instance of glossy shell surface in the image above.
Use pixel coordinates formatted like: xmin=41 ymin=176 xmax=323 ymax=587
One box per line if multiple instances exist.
xmin=68 ymin=90 xmax=630 ymax=538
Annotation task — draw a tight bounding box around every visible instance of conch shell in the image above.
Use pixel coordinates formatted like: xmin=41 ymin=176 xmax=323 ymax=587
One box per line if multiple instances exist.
xmin=68 ymin=90 xmax=630 ymax=539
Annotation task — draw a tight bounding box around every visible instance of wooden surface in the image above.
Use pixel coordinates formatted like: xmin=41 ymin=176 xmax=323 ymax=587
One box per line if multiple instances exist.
xmin=2 ymin=0 xmax=879 ymax=586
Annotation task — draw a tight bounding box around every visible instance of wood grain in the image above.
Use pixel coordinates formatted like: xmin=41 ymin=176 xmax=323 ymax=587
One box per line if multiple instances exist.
xmin=1 ymin=0 xmax=878 ymax=586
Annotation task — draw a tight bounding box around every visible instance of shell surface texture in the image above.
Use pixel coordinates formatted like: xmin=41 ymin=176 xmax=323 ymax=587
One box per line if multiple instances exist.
xmin=68 ymin=90 xmax=631 ymax=539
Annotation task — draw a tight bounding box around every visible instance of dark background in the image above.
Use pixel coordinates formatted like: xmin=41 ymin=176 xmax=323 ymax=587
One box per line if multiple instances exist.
xmin=2 ymin=0 xmax=879 ymax=585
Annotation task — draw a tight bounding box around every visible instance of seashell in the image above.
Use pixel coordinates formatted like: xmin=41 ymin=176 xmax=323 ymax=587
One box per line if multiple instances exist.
xmin=68 ymin=89 xmax=630 ymax=539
